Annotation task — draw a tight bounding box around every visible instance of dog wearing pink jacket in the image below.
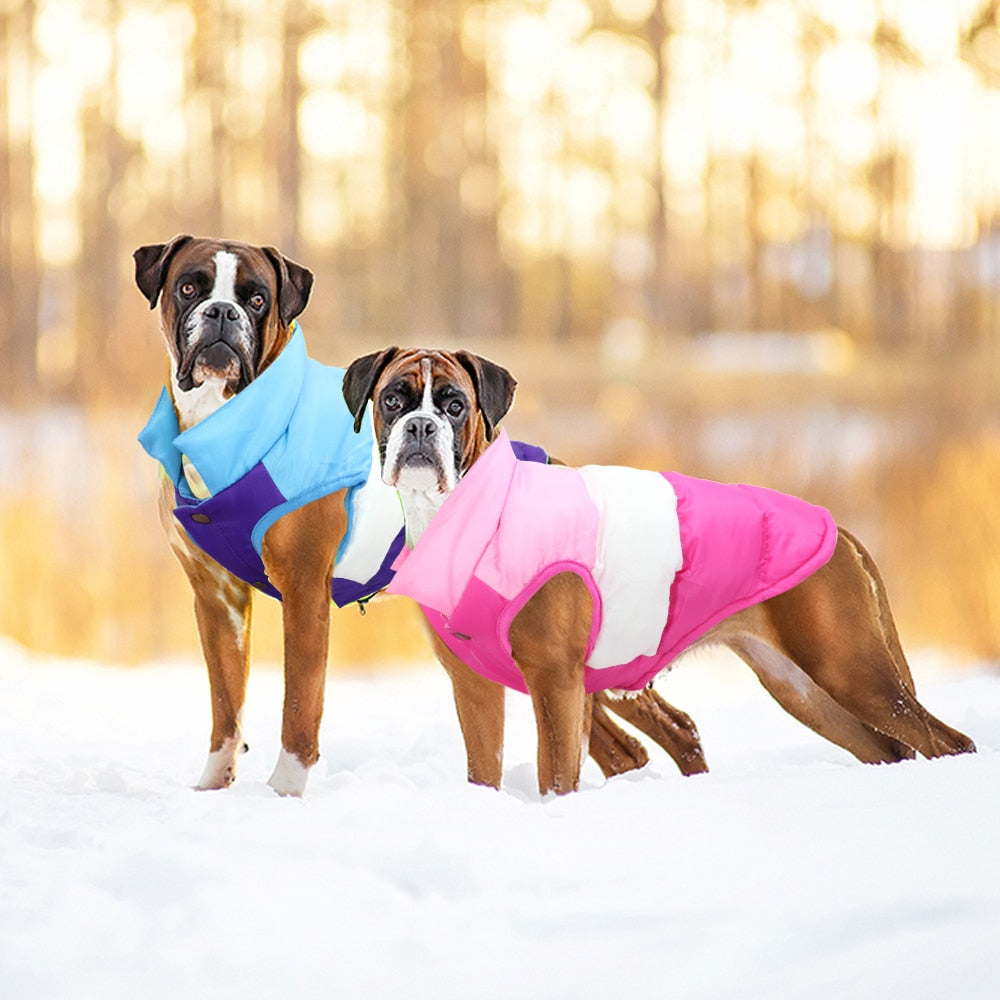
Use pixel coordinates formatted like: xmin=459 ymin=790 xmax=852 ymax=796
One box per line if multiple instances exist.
xmin=344 ymin=346 xmax=975 ymax=796
xmin=389 ymin=428 xmax=837 ymax=695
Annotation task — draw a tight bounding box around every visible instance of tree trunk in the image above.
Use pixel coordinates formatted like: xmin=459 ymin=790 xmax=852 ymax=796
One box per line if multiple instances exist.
xmin=0 ymin=2 xmax=40 ymax=400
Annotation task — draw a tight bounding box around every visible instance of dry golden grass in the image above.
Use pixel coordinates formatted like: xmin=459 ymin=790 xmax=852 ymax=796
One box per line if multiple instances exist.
xmin=883 ymin=430 xmax=1000 ymax=659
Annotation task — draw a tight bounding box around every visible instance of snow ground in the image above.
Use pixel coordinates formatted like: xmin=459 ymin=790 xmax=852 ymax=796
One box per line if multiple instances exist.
xmin=1 ymin=637 xmax=998 ymax=1000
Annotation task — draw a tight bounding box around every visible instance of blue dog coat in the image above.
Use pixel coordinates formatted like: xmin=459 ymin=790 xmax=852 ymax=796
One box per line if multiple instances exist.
xmin=139 ymin=324 xmax=403 ymax=605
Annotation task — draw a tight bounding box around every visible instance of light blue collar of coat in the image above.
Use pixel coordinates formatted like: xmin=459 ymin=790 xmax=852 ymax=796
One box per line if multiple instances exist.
xmin=138 ymin=322 xmax=371 ymax=503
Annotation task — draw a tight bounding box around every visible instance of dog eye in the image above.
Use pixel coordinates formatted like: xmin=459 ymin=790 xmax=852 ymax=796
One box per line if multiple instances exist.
xmin=248 ymin=291 xmax=267 ymax=311
xmin=381 ymin=392 xmax=401 ymax=412
xmin=180 ymin=281 xmax=197 ymax=298
xmin=445 ymin=399 xmax=464 ymax=417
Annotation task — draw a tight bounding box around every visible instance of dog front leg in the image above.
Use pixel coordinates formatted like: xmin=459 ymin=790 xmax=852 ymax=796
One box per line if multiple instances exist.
xmin=426 ymin=628 xmax=506 ymax=788
xmin=262 ymin=492 xmax=346 ymax=797
xmin=522 ymin=666 xmax=588 ymax=795
xmin=268 ymin=583 xmax=330 ymax=796
xmin=193 ymin=578 xmax=253 ymax=789
xmin=171 ymin=537 xmax=253 ymax=790
xmin=510 ymin=572 xmax=592 ymax=796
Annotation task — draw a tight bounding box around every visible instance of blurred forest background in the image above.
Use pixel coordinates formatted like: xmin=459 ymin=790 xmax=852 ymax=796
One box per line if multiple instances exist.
xmin=4 ymin=0 xmax=1000 ymax=667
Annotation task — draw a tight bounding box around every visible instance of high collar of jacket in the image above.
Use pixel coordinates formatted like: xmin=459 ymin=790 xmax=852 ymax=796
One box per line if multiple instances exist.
xmin=138 ymin=321 xmax=306 ymax=497
xmin=387 ymin=428 xmax=518 ymax=616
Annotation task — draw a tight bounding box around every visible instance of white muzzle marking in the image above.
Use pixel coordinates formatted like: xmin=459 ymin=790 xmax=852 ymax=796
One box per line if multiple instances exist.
xmin=182 ymin=250 xmax=253 ymax=355
xmin=381 ymin=358 xmax=457 ymax=495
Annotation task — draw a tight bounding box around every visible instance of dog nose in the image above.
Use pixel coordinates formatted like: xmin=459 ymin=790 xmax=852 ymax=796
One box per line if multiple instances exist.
xmin=406 ymin=418 xmax=437 ymax=446
xmin=205 ymin=303 xmax=239 ymax=323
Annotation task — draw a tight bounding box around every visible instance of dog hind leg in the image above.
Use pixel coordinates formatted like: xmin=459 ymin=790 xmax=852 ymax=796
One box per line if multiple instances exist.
xmin=756 ymin=620 xmax=974 ymax=759
xmin=725 ymin=632 xmax=914 ymax=763
xmin=758 ymin=532 xmax=976 ymax=759
xmin=589 ymin=696 xmax=650 ymax=776
xmin=597 ymin=688 xmax=709 ymax=775
xmin=838 ymin=528 xmax=916 ymax=694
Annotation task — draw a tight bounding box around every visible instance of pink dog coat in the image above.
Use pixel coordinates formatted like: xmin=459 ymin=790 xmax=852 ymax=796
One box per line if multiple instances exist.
xmin=387 ymin=430 xmax=837 ymax=694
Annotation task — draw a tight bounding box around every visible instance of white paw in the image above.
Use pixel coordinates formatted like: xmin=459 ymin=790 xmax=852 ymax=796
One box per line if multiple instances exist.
xmin=195 ymin=736 xmax=244 ymax=790
xmin=267 ymin=749 xmax=311 ymax=797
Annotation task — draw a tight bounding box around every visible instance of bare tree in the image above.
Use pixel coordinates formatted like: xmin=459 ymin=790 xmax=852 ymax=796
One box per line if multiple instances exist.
xmin=0 ymin=0 xmax=40 ymax=400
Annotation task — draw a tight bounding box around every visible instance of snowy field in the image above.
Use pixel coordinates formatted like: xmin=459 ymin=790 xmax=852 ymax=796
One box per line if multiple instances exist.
xmin=1 ymin=636 xmax=999 ymax=1000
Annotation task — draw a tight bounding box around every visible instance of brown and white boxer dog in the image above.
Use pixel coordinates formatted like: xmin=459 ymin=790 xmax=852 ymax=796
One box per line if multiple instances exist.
xmin=343 ymin=347 xmax=976 ymax=796
xmin=134 ymin=236 xmax=693 ymax=795
xmin=134 ymin=235 xmax=342 ymax=796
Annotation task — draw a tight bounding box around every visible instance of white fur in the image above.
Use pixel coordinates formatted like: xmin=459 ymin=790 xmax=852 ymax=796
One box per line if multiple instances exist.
xmin=601 ymin=687 xmax=644 ymax=702
xmin=395 ymin=469 xmax=448 ymax=546
xmin=268 ymin=749 xmax=311 ymax=797
xmin=220 ymin=586 xmax=247 ymax=652
xmin=173 ymin=369 xmax=230 ymax=431
xmin=211 ymin=249 xmax=238 ymax=301
xmin=196 ymin=734 xmax=243 ymax=790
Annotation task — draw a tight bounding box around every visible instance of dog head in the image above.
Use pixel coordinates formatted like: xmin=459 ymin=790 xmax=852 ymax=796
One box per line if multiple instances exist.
xmin=134 ymin=235 xmax=313 ymax=409
xmin=342 ymin=347 xmax=516 ymax=496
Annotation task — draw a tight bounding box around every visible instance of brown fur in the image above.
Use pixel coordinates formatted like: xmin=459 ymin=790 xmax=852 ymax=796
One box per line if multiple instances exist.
xmin=260 ymin=490 xmax=346 ymax=770
xmin=594 ymin=689 xmax=708 ymax=777
xmin=439 ymin=527 xmax=976 ymax=797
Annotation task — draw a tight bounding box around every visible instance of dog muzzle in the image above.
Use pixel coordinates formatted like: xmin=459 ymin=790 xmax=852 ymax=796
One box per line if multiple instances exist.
xmin=176 ymin=302 xmax=257 ymax=392
xmin=386 ymin=413 xmax=454 ymax=493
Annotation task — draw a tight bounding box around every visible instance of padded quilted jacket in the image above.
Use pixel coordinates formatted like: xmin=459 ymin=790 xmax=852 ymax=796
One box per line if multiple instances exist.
xmin=387 ymin=429 xmax=838 ymax=693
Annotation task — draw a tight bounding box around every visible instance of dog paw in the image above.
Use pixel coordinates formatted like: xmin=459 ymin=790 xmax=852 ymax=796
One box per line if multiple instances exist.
xmin=267 ymin=749 xmax=311 ymax=797
xmin=195 ymin=738 xmax=242 ymax=790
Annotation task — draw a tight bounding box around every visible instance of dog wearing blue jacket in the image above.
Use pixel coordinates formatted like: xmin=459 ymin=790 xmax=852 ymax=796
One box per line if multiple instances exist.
xmin=136 ymin=235 xmax=386 ymax=796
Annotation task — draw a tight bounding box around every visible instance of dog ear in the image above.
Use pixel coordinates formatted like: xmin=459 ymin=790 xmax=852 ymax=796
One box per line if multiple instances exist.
xmin=263 ymin=247 xmax=314 ymax=325
xmin=133 ymin=235 xmax=194 ymax=309
xmin=455 ymin=351 xmax=517 ymax=440
xmin=343 ymin=347 xmax=400 ymax=433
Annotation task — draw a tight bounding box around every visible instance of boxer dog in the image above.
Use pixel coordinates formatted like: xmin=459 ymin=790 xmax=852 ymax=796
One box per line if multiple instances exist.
xmin=134 ymin=235 xmax=697 ymax=795
xmin=343 ymin=347 xmax=976 ymax=796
